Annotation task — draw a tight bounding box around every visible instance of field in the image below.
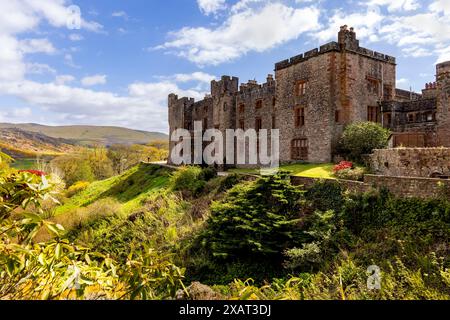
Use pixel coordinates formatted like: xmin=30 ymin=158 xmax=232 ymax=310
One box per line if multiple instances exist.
xmin=230 ymin=163 xmax=336 ymax=179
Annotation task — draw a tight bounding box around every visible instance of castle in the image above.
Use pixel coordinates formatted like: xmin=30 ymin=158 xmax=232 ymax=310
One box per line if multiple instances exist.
xmin=168 ymin=26 xmax=450 ymax=166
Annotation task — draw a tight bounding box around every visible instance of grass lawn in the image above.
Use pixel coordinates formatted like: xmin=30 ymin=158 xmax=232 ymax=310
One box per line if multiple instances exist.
xmin=55 ymin=164 xmax=172 ymax=216
xmin=230 ymin=163 xmax=336 ymax=179
xmin=11 ymin=158 xmax=38 ymax=170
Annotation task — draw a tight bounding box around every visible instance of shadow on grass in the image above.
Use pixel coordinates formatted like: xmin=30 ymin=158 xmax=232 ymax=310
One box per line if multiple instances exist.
xmin=92 ymin=164 xmax=172 ymax=204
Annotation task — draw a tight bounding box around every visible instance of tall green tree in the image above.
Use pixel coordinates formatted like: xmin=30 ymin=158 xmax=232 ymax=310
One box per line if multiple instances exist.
xmin=340 ymin=122 xmax=391 ymax=163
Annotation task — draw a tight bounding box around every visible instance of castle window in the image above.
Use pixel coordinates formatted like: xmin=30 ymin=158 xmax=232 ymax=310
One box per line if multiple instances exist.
xmin=367 ymin=106 xmax=380 ymax=123
xmin=204 ymin=105 xmax=209 ymax=114
xmin=239 ymin=104 xmax=245 ymax=114
xmin=295 ymin=80 xmax=308 ymax=97
xmin=407 ymin=113 xmax=415 ymax=123
xmin=256 ymin=100 xmax=263 ymax=109
xmin=295 ymin=106 xmax=305 ymax=127
xmin=383 ymin=84 xmax=393 ymax=100
xmin=239 ymin=120 xmax=245 ymax=130
xmin=291 ymin=139 xmax=308 ymax=160
xmin=255 ymin=117 xmax=262 ymax=132
xmin=335 ymin=110 xmax=341 ymax=123
xmin=272 ymin=115 xmax=276 ymax=129
xmin=426 ymin=112 xmax=434 ymax=122
xmin=384 ymin=113 xmax=392 ymax=127
xmin=203 ymin=118 xmax=208 ymax=130
xmin=272 ymin=97 xmax=276 ymax=107
xmin=367 ymin=77 xmax=380 ymax=95
xmin=223 ymin=102 xmax=228 ymax=111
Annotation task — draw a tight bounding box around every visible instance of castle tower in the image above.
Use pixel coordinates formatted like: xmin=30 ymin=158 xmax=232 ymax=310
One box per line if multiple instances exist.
xmin=436 ymin=61 xmax=450 ymax=146
xmin=211 ymin=76 xmax=239 ymax=131
xmin=168 ymin=94 xmax=195 ymax=164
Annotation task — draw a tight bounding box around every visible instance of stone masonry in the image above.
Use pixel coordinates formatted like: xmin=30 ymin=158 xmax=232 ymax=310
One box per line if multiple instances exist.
xmin=370 ymin=148 xmax=450 ymax=178
xmin=168 ymin=26 xmax=450 ymax=167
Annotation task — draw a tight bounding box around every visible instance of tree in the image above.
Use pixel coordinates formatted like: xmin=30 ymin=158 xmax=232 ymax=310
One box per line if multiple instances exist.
xmin=51 ymin=155 xmax=95 ymax=186
xmin=339 ymin=122 xmax=391 ymax=163
xmin=200 ymin=172 xmax=306 ymax=260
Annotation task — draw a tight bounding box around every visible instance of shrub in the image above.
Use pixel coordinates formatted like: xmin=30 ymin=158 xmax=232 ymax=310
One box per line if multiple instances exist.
xmin=0 ymin=152 xmax=12 ymax=171
xmin=170 ymin=166 xmax=207 ymax=197
xmin=51 ymin=156 xmax=95 ymax=186
xmin=333 ymin=167 xmax=366 ymax=181
xmin=199 ymin=167 xmax=218 ymax=182
xmin=339 ymin=122 xmax=391 ymax=163
xmin=306 ymin=180 xmax=344 ymax=213
xmin=66 ymin=181 xmax=91 ymax=198
xmin=218 ymin=173 xmax=243 ymax=192
xmin=52 ymin=198 xmax=122 ymax=233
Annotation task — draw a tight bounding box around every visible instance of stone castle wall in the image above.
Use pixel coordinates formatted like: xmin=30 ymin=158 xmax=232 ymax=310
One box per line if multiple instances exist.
xmin=168 ymin=26 xmax=450 ymax=167
xmin=370 ymin=148 xmax=450 ymax=178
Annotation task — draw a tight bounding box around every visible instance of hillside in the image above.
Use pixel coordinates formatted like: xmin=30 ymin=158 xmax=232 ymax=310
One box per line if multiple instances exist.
xmin=0 ymin=123 xmax=168 ymax=146
xmin=0 ymin=128 xmax=76 ymax=158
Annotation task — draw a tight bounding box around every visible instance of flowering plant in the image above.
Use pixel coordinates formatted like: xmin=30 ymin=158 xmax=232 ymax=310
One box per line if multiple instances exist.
xmin=18 ymin=169 xmax=47 ymax=177
xmin=333 ymin=161 xmax=353 ymax=173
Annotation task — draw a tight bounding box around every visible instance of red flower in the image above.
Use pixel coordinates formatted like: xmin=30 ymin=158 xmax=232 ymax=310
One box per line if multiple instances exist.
xmin=333 ymin=161 xmax=353 ymax=173
xmin=18 ymin=169 xmax=47 ymax=177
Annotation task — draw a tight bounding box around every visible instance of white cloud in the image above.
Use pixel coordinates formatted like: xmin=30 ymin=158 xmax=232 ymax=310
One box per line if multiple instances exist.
xmin=0 ymin=0 xmax=209 ymax=131
xmin=112 ymin=10 xmax=129 ymax=19
xmin=436 ymin=46 xmax=450 ymax=64
xmin=396 ymin=78 xmax=410 ymax=89
xmin=314 ymin=9 xmax=384 ymax=43
xmin=26 ymin=63 xmax=56 ymax=75
xmin=54 ymin=75 xmax=75 ymax=85
xmin=197 ymin=0 xmax=227 ymax=15
xmin=63 ymin=53 xmax=80 ymax=68
xmin=69 ymin=33 xmax=84 ymax=41
xmin=401 ymin=46 xmax=432 ymax=58
xmin=19 ymin=38 xmax=56 ymax=54
xmin=81 ymin=74 xmax=107 ymax=87
xmin=158 ymin=2 xmax=320 ymax=65
xmin=0 ymin=74 xmax=210 ymax=131
xmin=11 ymin=107 xmax=32 ymax=118
xmin=366 ymin=0 xmax=420 ymax=12
xmin=429 ymin=0 xmax=450 ymax=15
xmin=173 ymin=72 xmax=217 ymax=83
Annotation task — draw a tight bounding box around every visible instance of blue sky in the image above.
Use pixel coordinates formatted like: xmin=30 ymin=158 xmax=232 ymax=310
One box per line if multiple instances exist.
xmin=0 ymin=0 xmax=449 ymax=133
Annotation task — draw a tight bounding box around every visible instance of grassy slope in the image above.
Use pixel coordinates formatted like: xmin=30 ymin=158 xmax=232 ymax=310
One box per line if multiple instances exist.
xmin=0 ymin=123 xmax=168 ymax=146
xmin=56 ymin=164 xmax=173 ymax=216
xmin=231 ymin=163 xmax=336 ymax=179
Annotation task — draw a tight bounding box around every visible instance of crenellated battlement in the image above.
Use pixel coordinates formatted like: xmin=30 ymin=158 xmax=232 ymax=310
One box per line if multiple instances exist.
xmin=237 ymin=74 xmax=275 ymax=98
xmin=168 ymin=94 xmax=195 ymax=107
xmin=275 ymin=26 xmax=395 ymax=71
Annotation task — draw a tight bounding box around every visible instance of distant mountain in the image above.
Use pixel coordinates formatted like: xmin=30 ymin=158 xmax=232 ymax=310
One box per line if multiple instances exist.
xmin=0 ymin=128 xmax=76 ymax=158
xmin=0 ymin=123 xmax=168 ymax=146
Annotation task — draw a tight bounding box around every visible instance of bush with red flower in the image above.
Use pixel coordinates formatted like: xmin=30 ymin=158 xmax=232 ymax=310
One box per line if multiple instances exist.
xmin=18 ymin=169 xmax=47 ymax=177
xmin=333 ymin=161 xmax=366 ymax=181
xmin=333 ymin=161 xmax=353 ymax=173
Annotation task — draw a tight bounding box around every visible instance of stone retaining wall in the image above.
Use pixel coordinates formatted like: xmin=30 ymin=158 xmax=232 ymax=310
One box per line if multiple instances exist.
xmin=291 ymin=174 xmax=450 ymax=199
xmin=370 ymin=148 xmax=450 ymax=178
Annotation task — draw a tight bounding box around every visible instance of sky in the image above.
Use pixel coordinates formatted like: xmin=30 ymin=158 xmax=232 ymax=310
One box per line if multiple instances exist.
xmin=0 ymin=0 xmax=449 ymax=134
